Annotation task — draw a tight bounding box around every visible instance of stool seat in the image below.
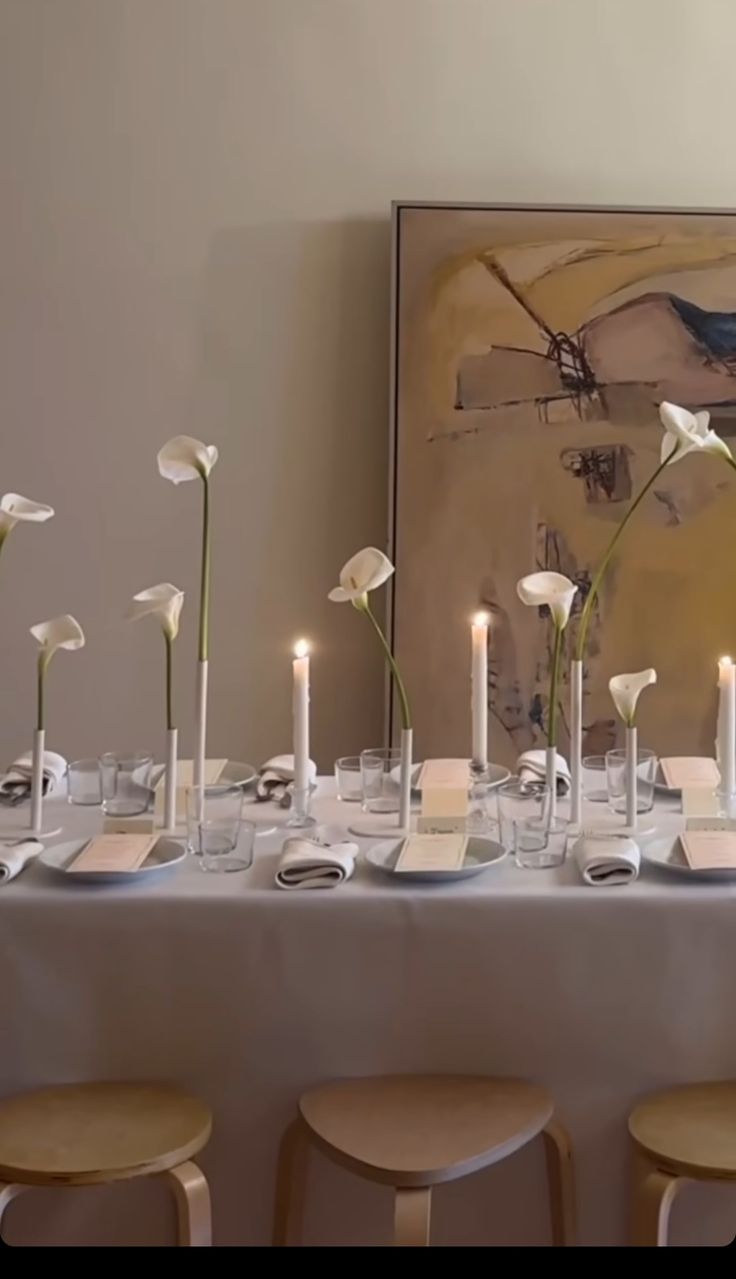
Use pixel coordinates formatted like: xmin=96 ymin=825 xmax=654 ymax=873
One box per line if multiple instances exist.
xmin=274 ymin=1073 xmax=574 ymax=1246
xmin=629 ymin=1081 xmax=736 ymax=1181
xmin=299 ymin=1074 xmax=554 ymax=1187
xmin=0 ymin=1082 xmax=212 ymax=1187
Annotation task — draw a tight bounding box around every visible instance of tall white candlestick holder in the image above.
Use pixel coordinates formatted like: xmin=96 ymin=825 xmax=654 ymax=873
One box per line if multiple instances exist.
xmin=625 ymin=725 xmax=638 ymax=831
xmin=163 ymin=728 xmax=178 ymax=832
xmin=193 ymin=659 xmax=208 ymax=793
xmin=570 ymin=658 xmax=583 ymax=827
xmin=545 ymin=744 xmax=558 ymax=823
xmin=717 ymin=656 xmax=736 ymax=802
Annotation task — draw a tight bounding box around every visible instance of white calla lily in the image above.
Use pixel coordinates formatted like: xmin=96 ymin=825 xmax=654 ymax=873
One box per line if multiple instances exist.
xmin=659 ymin=401 xmax=731 ymax=466
xmin=0 ymin=493 xmax=54 ymax=544
xmin=126 ymin=583 xmax=184 ymax=641
xmin=517 ymin=571 xmax=578 ymax=630
xmin=30 ymin=614 xmax=86 ymax=660
xmin=30 ymin=615 xmax=85 ymax=731
xmin=609 ymin=668 xmax=657 ymax=727
xmin=157 ymin=436 xmax=219 ymax=484
xmin=328 ymin=547 xmax=395 ymax=605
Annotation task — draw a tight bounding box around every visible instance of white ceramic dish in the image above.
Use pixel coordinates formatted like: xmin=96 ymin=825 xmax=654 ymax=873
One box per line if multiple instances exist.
xmin=642 ymin=834 xmax=736 ymax=882
xmin=40 ymin=837 xmax=186 ymax=885
xmin=365 ymin=835 xmax=507 ymax=883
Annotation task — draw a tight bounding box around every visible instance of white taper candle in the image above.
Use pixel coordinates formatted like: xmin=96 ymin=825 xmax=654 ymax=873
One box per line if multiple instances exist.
xmin=471 ymin=613 xmax=489 ymax=771
xmin=718 ymin=656 xmax=736 ymax=797
xmin=293 ymin=639 xmax=310 ymax=794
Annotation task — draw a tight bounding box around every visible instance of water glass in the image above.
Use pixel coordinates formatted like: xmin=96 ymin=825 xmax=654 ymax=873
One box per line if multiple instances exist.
xmin=334 ymin=755 xmax=363 ymax=802
xmin=360 ymin=747 xmax=401 ymax=814
xmin=582 ymin=754 xmax=608 ymax=803
xmin=496 ymin=778 xmax=551 ymax=851
xmin=514 ymin=816 xmax=568 ymax=869
xmin=67 ymin=759 xmax=102 ymax=806
xmin=186 ymin=785 xmax=251 ymax=872
xmin=100 ymin=752 xmax=153 ymax=816
xmin=605 ymin=748 xmax=657 ymax=815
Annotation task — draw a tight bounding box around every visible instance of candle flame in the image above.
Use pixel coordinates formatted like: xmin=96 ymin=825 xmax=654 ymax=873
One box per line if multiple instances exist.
xmin=472 ymin=611 xmax=490 ymax=627
xmin=294 ymin=638 xmax=310 ymax=659
xmin=720 ymin=655 xmax=733 ymax=666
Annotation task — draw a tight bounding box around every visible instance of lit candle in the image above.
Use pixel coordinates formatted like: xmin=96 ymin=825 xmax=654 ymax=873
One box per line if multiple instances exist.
xmin=718 ymin=656 xmax=736 ymax=797
xmin=471 ymin=612 xmax=489 ymax=771
xmin=293 ymin=639 xmax=310 ymax=795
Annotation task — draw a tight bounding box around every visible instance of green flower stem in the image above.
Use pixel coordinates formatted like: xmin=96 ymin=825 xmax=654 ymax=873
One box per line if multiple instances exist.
xmin=363 ymin=599 xmax=412 ymax=731
xmin=548 ymin=623 xmax=563 ymax=748
xmin=164 ymin=632 xmax=174 ymax=732
xmin=575 ymin=446 xmax=677 ymax=661
xmin=36 ymin=654 xmax=47 ymax=732
xmin=198 ymin=475 xmax=210 ymax=662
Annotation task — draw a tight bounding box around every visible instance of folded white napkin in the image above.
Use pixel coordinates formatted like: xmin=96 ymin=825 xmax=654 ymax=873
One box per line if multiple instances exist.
xmin=573 ymin=833 xmax=640 ymax=886
xmin=256 ymin=754 xmax=317 ymax=806
xmin=516 ymin=749 xmax=571 ymax=796
xmin=0 ymin=752 xmax=68 ymax=806
xmin=275 ymin=837 xmax=357 ymax=890
xmin=0 ymin=839 xmax=43 ymax=885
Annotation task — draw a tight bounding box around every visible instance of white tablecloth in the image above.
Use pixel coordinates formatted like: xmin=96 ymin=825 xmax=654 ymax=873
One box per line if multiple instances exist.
xmin=1 ymin=782 xmax=736 ymax=1247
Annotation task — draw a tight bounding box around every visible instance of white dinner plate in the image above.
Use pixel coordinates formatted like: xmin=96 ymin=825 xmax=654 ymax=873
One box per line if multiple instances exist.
xmin=40 ymin=837 xmax=186 ymax=885
xmin=365 ymin=835 xmax=507 ymax=883
xmin=642 ymin=834 xmax=736 ymax=882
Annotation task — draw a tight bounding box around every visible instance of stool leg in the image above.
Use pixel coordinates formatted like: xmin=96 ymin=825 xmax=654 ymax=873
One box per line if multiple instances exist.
xmin=0 ymin=1182 xmax=29 ymax=1241
xmin=272 ymin=1119 xmax=310 ymax=1247
xmin=161 ymin=1160 xmax=212 ymax=1246
xmin=542 ymin=1119 xmax=576 ymax=1246
xmin=630 ymin=1152 xmax=685 ymax=1247
xmin=394 ymin=1187 xmax=432 ymax=1246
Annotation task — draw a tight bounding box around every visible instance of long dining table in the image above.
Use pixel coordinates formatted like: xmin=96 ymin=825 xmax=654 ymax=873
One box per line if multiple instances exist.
xmin=1 ymin=778 xmax=736 ymax=1247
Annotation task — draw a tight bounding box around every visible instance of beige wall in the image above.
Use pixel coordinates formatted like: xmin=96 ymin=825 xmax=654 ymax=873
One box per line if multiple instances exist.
xmin=0 ymin=0 xmax=733 ymax=769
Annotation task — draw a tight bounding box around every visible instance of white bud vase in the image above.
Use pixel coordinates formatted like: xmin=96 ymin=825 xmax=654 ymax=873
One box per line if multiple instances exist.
xmin=163 ymin=727 xmax=178 ymax=831
xmin=399 ymin=728 xmax=413 ymax=831
xmin=546 ymin=744 xmax=557 ymax=823
xmin=570 ymin=658 xmax=583 ymax=827
xmin=625 ymin=725 xmax=638 ymax=830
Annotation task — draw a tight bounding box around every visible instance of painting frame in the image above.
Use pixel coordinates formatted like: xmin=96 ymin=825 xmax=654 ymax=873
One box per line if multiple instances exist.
xmin=388 ymin=201 xmax=736 ymax=757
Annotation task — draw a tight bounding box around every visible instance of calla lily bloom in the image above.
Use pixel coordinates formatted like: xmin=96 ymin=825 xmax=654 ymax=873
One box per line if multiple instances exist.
xmin=328 ymin=546 xmax=409 ymax=729
xmin=517 ymin=571 xmax=578 ymax=630
xmin=126 ymin=583 xmax=184 ymax=642
xmin=609 ymin=669 xmax=657 ymax=727
xmin=659 ymin=401 xmax=731 ymax=466
xmin=328 ymin=547 xmax=395 ymax=605
xmin=30 ymin=615 xmax=85 ymax=731
xmin=157 ymin=436 xmax=219 ymax=484
xmin=0 ymin=493 xmax=54 ymax=547
xmin=30 ymin=614 xmax=85 ymax=660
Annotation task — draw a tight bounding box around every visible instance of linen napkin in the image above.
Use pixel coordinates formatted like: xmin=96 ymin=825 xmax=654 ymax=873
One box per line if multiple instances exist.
xmin=0 ymin=839 xmax=43 ymax=885
xmin=275 ymin=837 xmax=358 ymax=890
xmin=0 ymin=752 xmax=68 ymax=807
xmin=256 ymin=754 xmax=317 ymax=806
xmin=572 ymin=833 xmax=640 ymax=886
xmin=516 ymin=749 xmax=571 ymax=796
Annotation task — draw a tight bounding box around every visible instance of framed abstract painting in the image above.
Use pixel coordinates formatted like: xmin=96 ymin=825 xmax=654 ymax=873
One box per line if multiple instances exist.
xmin=389 ymin=202 xmax=736 ymax=767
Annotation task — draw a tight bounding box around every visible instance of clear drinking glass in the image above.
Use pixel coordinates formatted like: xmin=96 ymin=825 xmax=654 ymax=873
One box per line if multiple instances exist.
xmin=605 ymin=748 xmax=657 ymax=814
xmin=360 ymin=747 xmax=402 ymax=814
xmin=99 ymin=752 xmax=153 ymax=816
xmin=67 ymin=759 xmax=102 ymax=806
xmin=334 ymin=756 xmax=363 ymax=802
xmin=186 ymin=785 xmax=250 ymax=872
xmin=513 ymin=816 xmax=568 ymax=869
xmin=582 ymin=754 xmax=608 ymax=803
xmin=496 ymin=778 xmax=551 ymax=851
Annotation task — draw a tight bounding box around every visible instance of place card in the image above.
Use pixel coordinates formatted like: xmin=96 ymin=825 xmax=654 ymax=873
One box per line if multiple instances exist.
xmin=416 ymin=759 xmax=470 ymax=790
xmin=682 ymin=788 xmax=720 ymax=818
xmin=680 ymin=830 xmax=736 ymax=870
xmin=394 ymin=833 xmax=468 ymax=873
xmin=660 ymin=757 xmax=720 ymax=790
xmin=67 ymin=834 xmax=158 ymax=874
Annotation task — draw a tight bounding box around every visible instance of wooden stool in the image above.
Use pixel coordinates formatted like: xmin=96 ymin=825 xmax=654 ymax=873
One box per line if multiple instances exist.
xmin=273 ymin=1074 xmax=575 ymax=1246
xmin=0 ymin=1082 xmax=212 ymax=1246
xmin=629 ymin=1081 xmax=736 ymax=1246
